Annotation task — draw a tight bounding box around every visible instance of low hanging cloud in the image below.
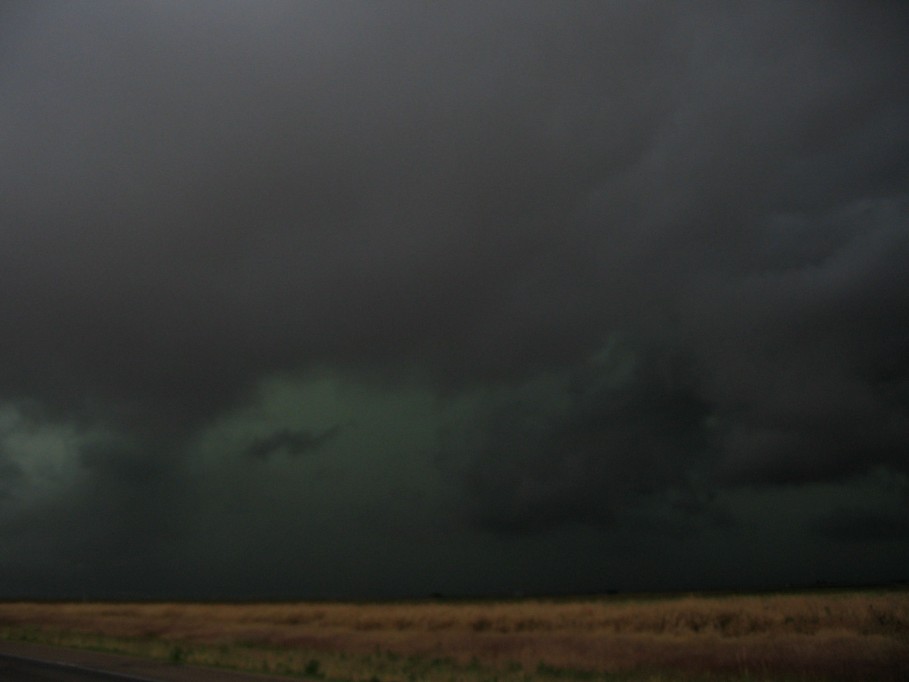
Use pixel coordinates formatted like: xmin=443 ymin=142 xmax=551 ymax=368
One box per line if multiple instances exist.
xmin=813 ymin=507 xmax=909 ymax=544
xmin=244 ymin=426 xmax=343 ymax=461
xmin=442 ymin=338 xmax=717 ymax=533
xmin=683 ymin=200 xmax=909 ymax=487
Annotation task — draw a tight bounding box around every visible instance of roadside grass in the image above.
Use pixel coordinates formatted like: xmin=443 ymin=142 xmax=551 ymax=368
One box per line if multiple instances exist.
xmin=0 ymin=590 xmax=907 ymax=681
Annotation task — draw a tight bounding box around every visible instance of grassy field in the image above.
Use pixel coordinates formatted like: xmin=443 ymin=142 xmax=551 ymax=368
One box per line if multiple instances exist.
xmin=0 ymin=590 xmax=907 ymax=681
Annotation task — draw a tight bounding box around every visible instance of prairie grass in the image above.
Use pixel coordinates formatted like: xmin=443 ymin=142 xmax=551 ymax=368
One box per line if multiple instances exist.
xmin=0 ymin=590 xmax=907 ymax=681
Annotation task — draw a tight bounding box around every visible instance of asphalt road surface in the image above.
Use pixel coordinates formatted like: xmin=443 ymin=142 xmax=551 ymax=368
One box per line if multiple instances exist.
xmin=0 ymin=653 xmax=156 ymax=681
xmin=0 ymin=642 xmax=292 ymax=682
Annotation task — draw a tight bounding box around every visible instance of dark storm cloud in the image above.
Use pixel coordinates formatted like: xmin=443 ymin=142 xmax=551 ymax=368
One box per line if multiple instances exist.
xmin=0 ymin=453 xmax=22 ymax=505
xmin=685 ymin=200 xmax=909 ymax=486
xmin=0 ymin=0 xmax=690 ymax=429
xmin=0 ymin=428 xmax=194 ymax=597
xmin=244 ymin=426 xmax=342 ymax=461
xmin=813 ymin=507 xmax=909 ymax=544
xmin=444 ymin=338 xmax=717 ymax=533
xmin=1 ymin=1 xmax=909 ymax=595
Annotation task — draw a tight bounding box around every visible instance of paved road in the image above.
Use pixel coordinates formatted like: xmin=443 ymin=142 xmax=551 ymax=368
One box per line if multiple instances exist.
xmin=0 ymin=653 xmax=161 ymax=681
xmin=0 ymin=642 xmax=292 ymax=682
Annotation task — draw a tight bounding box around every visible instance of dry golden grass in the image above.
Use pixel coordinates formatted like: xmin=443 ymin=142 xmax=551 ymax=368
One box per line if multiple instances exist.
xmin=1 ymin=590 xmax=907 ymax=680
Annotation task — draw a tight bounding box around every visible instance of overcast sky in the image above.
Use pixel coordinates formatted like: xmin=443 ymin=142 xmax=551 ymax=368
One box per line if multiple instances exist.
xmin=1 ymin=1 xmax=908 ymax=600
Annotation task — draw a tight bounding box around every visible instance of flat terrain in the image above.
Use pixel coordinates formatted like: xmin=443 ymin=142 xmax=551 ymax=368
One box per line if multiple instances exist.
xmin=1 ymin=590 xmax=907 ymax=681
